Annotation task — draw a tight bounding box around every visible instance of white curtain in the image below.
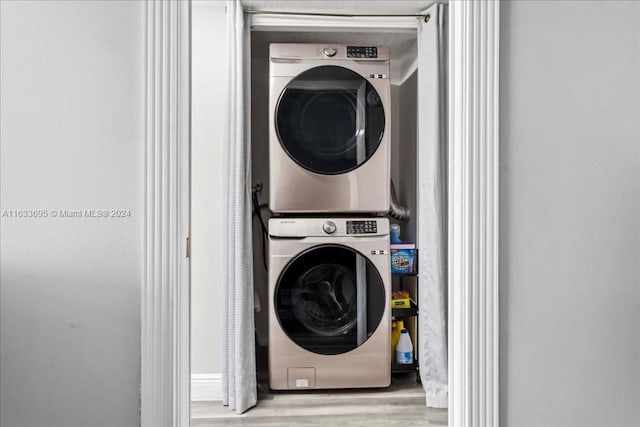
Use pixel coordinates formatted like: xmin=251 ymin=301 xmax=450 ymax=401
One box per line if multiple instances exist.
xmin=417 ymin=3 xmax=448 ymax=409
xmin=222 ymin=0 xmax=446 ymax=412
xmin=222 ymin=0 xmax=257 ymax=414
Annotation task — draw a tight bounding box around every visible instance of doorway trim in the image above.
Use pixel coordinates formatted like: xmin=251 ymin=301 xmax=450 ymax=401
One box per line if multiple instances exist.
xmin=141 ymin=1 xmax=191 ymax=426
xmin=448 ymin=1 xmax=500 ymax=426
xmin=141 ymin=1 xmax=500 ymax=426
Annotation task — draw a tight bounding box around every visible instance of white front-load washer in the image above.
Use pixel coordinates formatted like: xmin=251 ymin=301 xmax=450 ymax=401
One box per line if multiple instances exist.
xmin=268 ymin=217 xmax=391 ymax=390
xmin=269 ymin=44 xmax=391 ymax=214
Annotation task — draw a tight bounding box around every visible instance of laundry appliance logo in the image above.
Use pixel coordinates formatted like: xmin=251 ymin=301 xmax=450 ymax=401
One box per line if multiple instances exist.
xmin=1 ymin=208 xmax=132 ymax=219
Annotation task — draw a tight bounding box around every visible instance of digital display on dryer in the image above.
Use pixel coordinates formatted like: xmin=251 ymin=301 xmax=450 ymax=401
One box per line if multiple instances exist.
xmin=347 ymin=220 xmax=377 ymax=234
xmin=347 ymin=46 xmax=378 ymax=58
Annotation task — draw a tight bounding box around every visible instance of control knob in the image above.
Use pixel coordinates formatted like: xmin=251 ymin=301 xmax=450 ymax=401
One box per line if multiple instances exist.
xmin=322 ymin=221 xmax=337 ymax=234
xmin=323 ymin=47 xmax=337 ymax=57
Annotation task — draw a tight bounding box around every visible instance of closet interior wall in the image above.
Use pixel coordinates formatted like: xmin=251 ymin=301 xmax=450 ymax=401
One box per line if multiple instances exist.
xmin=250 ymin=28 xmax=420 ymax=381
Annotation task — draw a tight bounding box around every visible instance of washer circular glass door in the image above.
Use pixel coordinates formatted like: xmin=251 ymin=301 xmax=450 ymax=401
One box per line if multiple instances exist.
xmin=276 ymin=66 xmax=385 ymax=175
xmin=275 ymin=244 xmax=386 ymax=355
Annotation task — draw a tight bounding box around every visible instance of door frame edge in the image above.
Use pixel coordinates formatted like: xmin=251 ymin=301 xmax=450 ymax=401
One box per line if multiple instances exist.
xmin=141 ymin=1 xmax=191 ymax=426
xmin=448 ymin=1 xmax=500 ymax=426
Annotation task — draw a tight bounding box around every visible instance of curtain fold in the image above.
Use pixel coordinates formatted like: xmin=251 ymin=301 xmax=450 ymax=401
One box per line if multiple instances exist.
xmin=222 ymin=0 xmax=257 ymax=414
xmin=417 ymin=3 xmax=449 ymax=409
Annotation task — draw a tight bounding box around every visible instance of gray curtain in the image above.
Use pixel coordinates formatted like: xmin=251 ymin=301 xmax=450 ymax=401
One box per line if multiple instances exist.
xmin=417 ymin=3 xmax=449 ymax=408
xmin=222 ymin=0 xmax=257 ymax=414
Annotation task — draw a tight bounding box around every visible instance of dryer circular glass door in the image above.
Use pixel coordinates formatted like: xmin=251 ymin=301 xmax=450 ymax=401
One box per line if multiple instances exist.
xmin=275 ymin=244 xmax=386 ymax=355
xmin=276 ymin=66 xmax=385 ymax=175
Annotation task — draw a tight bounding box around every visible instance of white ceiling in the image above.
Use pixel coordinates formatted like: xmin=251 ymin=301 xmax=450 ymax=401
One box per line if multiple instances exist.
xmin=242 ymin=1 xmax=438 ymax=15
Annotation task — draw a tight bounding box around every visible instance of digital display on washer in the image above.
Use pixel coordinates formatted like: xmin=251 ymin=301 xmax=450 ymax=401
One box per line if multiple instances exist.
xmin=347 ymin=46 xmax=378 ymax=58
xmin=346 ymin=220 xmax=377 ymax=234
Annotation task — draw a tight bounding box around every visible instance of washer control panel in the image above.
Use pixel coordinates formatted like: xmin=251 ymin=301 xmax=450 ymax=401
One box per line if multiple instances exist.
xmin=346 ymin=220 xmax=378 ymax=234
xmin=347 ymin=46 xmax=378 ymax=58
xmin=269 ymin=218 xmax=388 ymax=237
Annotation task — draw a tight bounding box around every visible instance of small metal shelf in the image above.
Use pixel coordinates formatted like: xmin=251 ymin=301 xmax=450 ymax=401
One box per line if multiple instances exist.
xmin=391 ymin=361 xmax=418 ymax=374
xmin=392 ymin=272 xmax=419 ymax=277
xmin=391 ymin=300 xmax=418 ymax=318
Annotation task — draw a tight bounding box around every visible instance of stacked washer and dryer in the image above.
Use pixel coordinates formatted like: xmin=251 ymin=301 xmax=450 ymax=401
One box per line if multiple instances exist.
xmin=268 ymin=44 xmax=393 ymax=390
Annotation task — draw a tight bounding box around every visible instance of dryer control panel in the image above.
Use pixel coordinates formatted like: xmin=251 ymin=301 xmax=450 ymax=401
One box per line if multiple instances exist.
xmin=270 ymin=44 xmax=390 ymax=62
xmin=346 ymin=220 xmax=378 ymax=234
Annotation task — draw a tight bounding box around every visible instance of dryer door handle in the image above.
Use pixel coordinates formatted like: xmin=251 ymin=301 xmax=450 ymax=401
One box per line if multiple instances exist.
xmin=271 ymin=58 xmax=302 ymax=64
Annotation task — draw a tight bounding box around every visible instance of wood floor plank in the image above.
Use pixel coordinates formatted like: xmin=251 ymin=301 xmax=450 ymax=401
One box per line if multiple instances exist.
xmin=191 ymin=376 xmax=447 ymax=426
xmin=192 ymin=411 xmax=447 ymax=426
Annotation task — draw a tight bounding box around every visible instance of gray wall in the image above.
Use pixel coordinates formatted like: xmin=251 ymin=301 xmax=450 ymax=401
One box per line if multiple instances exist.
xmin=500 ymin=1 xmax=640 ymax=426
xmin=0 ymin=1 xmax=145 ymax=426
xmin=191 ymin=0 xmax=226 ymax=379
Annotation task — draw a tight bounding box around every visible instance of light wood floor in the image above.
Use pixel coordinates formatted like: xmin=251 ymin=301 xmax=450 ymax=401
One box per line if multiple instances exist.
xmin=191 ymin=375 xmax=448 ymax=426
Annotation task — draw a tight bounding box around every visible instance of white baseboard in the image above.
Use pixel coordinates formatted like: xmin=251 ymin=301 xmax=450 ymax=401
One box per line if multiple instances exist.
xmin=191 ymin=373 xmax=222 ymax=401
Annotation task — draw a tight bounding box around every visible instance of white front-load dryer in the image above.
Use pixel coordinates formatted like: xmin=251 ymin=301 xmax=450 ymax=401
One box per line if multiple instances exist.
xmin=268 ymin=217 xmax=391 ymax=390
xmin=269 ymin=44 xmax=391 ymax=214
